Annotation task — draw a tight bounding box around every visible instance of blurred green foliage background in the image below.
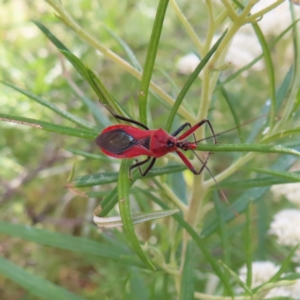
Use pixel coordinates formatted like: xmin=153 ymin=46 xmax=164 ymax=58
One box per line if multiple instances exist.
xmin=1 ymin=0 xmax=300 ymax=299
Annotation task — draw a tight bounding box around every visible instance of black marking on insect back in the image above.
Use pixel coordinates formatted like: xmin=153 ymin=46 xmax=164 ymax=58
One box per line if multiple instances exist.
xmin=140 ymin=136 xmax=151 ymax=150
xmin=96 ymin=129 xmax=138 ymax=154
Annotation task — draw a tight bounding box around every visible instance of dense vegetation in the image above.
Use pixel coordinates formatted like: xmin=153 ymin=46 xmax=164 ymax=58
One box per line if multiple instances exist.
xmin=1 ymin=0 xmax=300 ymax=299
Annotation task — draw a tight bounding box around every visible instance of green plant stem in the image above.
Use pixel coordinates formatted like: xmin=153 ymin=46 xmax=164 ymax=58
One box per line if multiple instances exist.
xmin=197 ymin=22 xmax=240 ymax=129
xmin=186 ymin=176 xmax=207 ymax=227
xmin=215 ymin=9 xmax=228 ymax=24
xmin=170 ymin=0 xmax=203 ymax=55
xmin=206 ymin=0 xmax=215 ymax=25
xmin=246 ymin=0 xmax=285 ymax=23
xmin=180 ymin=177 xmax=207 ymax=278
xmin=194 ymin=292 xmax=253 ymax=300
xmin=221 ymin=0 xmax=239 ymax=21
xmin=45 ymin=0 xmax=192 ymax=121
xmin=179 ymin=4 xmax=249 ymax=286
xmin=204 ymin=0 xmax=217 ymax=54
xmin=161 ymin=183 xmax=188 ymax=212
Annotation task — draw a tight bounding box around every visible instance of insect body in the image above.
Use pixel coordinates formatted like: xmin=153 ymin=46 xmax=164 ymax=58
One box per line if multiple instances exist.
xmin=95 ymin=104 xmax=217 ymax=177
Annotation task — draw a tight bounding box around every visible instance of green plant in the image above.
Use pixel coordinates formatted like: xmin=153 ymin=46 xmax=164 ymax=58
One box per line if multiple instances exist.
xmin=1 ymin=0 xmax=300 ymax=299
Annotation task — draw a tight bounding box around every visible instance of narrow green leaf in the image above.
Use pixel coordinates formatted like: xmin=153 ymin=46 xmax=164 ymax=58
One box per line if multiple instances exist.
xmin=219 ymin=85 xmax=243 ymax=142
xmin=246 ymin=100 xmax=269 ymax=143
xmin=32 ymin=19 xmax=70 ymax=51
xmin=262 ymin=127 xmax=300 ymax=143
xmin=166 ymin=29 xmax=228 ymax=132
xmin=58 ymin=50 xmax=123 ymax=117
xmin=180 ymin=240 xmax=195 ymax=300
xmin=202 ymin=153 xmax=299 ymax=238
xmin=252 ymin=24 xmax=276 ymax=128
xmin=66 ymin=148 xmax=114 ymax=162
xmin=70 ymin=172 xmax=119 ymax=187
xmin=217 ymin=176 xmax=295 ymax=189
xmin=128 ymin=269 xmax=150 ymax=300
xmin=118 ymin=160 xmax=155 ymax=270
xmin=196 ymin=143 xmax=300 ymax=157
xmin=33 ymin=20 xmax=108 ymax=124
xmin=1 ymin=81 xmax=96 ymax=130
xmin=293 ymin=88 xmax=300 ymax=114
xmin=75 ymin=94 xmax=109 ymax=126
xmin=104 ymin=25 xmax=142 ymax=72
xmin=59 ymin=49 xmax=88 ymax=80
xmin=85 ymin=68 xmax=124 ymax=115
xmin=276 ymin=66 xmax=294 ymax=112
xmin=139 ymin=0 xmax=169 ymax=125
xmin=219 ymin=261 xmax=253 ymax=295
xmin=256 ymin=198 xmax=268 ymax=260
xmin=245 ymin=204 xmax=253 ymax=289
xmin=93 ymin=208 xmax=178 ymax=228
xmin=213 ymin=193 xmax=231 ymax=268
xmin=86 ymin=190 xmax=110 ymax=197
xmin=220 ymin=19 xmax=300 ymax=86
xmin=99 ymin=187 xmax=119 ymax=217
xmin=281 ymin=273 xmax=300 ymax=281
xmin=136 ymin=188 xmax=235 ymax=296
xmin=0 ymin=113 xmax=96 ymax=139
xmin=0 ymin=256 xmax=84 ymax=300
xmin=280 ymin=7 xmax=300 ymax=122
xmin=98 ymin=166 xmax=145 ymax=217
xmin=0 ymin=222 xmax=143 ymax=267
xmin=253 ymin=244 xmax=300 ymax=293
xmin=248 ymin=168 xmax=300 ymax=182
xmin=268 ymin=244 xmax=299 ymax=283
xmin=71 ymin=164 xmax=186 ymax=187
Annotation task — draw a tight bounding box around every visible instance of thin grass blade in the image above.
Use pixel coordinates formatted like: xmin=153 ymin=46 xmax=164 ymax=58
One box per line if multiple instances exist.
xmin=0 ymin=113 xmax=96 ymax=139
xmin=138 ymin=0 xmax=169 ymax=125
xmin=0 ymin=222 xmax=143 ymax=267
xmin=32 ymin=19 xmax=70 ymax=51
xmin=220 ymin=19 xmax=300 ymax=86
xmin=180 ymin=240 xmax=195 ymax=300
xmin=166 ymin=30 xmax=228 ymax=132
xmin=94 ymin=208 xmax=178 ymax=228
xmin=136 ymin=188 xmax=235 ymax=297
xmin=252 ymin=24 xmax=276 ymax=128
xmin=70 ymin=165 xmax=186 ymax=187
xmin=104 ymin=25 xmax=142 ymax=72
xmin=219 ymin=85 xmax=243 ymax=142
xmin=202 ymin=152 xmax=299 ymax=238
xmin=213 ymin=192 xmax=231 ymax=268
xmin=1 ymin=81 xmax=96 ymax=130
xmin=118 ymin=160 xmax=155 ymax=270
xmin=245 ymin=204 xmax=253 ymax=288
xmin=196 ymin=143 xmax=300 ymax=157
xmin=0 ymin=256 xmax=84 ymax=300
xmin=66 ymin=148 xmax=114 ymax=162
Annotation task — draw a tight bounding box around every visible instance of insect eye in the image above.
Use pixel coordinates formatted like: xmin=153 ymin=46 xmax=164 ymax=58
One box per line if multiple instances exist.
xmin=167 ymin=140 xmax=174 ymax=147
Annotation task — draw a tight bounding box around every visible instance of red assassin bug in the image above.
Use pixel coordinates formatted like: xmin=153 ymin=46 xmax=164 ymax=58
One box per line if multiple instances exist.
xmin=95 ymin=104 xmax=217 ymax=178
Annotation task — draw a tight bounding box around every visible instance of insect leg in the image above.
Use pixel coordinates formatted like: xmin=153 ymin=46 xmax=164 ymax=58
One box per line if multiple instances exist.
xmin=129 ymin=157 xmax=156 ymax=178
xmin=171 ymin=122 xmax=197 ymax=144
xmin=129 ymin=156 xmax=151 ymax=179
xmin=171 ymin=122 xmax=192 ymax=137
xmin=178 ymin=119 xmax=217 ymax=145
xmin=100 ymin=101 xmax=149 ymax=130
xmin=176 ymin=150 xmax=209 ymax=175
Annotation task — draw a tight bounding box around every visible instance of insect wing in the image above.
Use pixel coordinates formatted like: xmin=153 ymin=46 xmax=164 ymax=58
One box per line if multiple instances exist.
xmin=96 ymin=128 xmax=138 ymax=155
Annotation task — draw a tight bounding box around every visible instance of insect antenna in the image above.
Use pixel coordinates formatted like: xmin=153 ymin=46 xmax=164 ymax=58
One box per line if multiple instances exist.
xmin=195 ymin=115 xmax=266 ymax=144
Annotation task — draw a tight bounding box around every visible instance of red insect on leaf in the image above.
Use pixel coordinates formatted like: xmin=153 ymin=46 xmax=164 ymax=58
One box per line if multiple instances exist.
xmin=95 ymin=103 xmax=216 ymax=178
